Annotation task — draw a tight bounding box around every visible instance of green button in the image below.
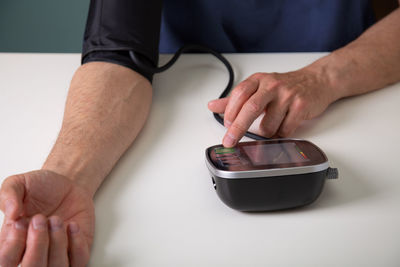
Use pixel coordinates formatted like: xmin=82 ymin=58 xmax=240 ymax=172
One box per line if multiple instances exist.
xmin=215 ymin=147 xmax=236 ymax=154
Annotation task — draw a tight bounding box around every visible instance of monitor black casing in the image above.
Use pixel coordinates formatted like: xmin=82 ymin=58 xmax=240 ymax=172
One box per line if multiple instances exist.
xmin=205 ymin=139 xmax=334 ymax=211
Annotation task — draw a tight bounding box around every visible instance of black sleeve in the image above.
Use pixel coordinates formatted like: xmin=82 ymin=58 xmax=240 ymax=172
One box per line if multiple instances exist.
xmin=81 ymin=0 xmax=163 ymax=81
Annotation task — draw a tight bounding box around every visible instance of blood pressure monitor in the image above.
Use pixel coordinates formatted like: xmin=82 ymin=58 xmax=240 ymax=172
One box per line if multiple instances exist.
xmin=130 ymin=44 xmax=339 ymax=212
xmin=206 ymin=139 xmax=338 ymax=211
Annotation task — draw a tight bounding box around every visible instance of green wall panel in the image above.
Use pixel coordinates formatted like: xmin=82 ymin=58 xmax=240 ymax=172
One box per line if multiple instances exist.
xmin=0 ymin=0 xmax=90 ymax=52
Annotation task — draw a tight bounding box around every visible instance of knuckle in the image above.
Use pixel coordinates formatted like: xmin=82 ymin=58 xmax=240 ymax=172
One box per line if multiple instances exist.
xmin=266 ymin=78 xmax=282 ymax=91
xmin=280 ymin=89 xmax=295 ymax=105
xmin=245 ymin=100 xmax=263 ymax=114
xmin=251 ymin=72 xmax=265 ymax=80
xmin=232 ymin=82 xmax=252 ymax=98
xmin=261 ymin=81 xmax=281 ymax=95
xmin=293 ymin=97 xmax=308 ymax=112
xmin=230 ymin=123 xmax=247 ymax=135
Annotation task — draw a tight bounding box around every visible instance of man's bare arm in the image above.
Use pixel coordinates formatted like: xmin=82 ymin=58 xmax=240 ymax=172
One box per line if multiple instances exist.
xmin=43 ymin=62 xmax=153 ymax=197
xmin=0 ymin=62 xmax=152 ymax=266
xmin=311 ymin=6 xmax=400 ymax=99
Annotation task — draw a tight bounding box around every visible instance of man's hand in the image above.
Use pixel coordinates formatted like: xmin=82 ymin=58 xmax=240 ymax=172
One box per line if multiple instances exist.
xmin=209 ymin=6 xmax=400 ymax=148
xmin=0 ymin=62 xmax=152 ymax=266
xmin=0 ymin=170 xmax=95 ymax=267
xmin=208 ymin=68 xmax=338 ymax=147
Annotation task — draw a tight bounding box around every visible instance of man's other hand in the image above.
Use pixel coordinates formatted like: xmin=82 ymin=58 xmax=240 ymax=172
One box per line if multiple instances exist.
xmin=0 ymin=170 xmax=95 ymax=267
xmin=208 ymin=68 xmax=339 ymax=147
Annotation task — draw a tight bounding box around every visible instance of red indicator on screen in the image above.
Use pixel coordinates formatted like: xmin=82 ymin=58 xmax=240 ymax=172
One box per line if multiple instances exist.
xmin=294 ymin=144 xmax=308 ymax=159
xmin=300 ymin=151 xmax=308 ymax=159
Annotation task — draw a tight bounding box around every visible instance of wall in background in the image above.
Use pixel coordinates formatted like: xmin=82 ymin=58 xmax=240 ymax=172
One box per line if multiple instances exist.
xmin=2 ymin=1 xmax=398 ymax=53
xmin=0 ymin=0 xmax=90 ymax=53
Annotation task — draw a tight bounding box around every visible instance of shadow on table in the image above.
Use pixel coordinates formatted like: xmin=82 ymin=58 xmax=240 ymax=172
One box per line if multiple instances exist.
xmin=306 ymin=154 xmax=376 ymax=210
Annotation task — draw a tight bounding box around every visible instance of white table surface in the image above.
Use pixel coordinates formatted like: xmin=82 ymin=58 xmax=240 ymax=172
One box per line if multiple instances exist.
xmin=0 ymin=53 xmax=399 ymax=267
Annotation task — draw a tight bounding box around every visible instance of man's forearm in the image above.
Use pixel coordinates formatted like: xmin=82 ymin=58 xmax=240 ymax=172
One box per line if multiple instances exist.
xmin=42 ymin=62 xmax=152 ymax=197
xmin=307 ymin=7 xmax=400 ymax=100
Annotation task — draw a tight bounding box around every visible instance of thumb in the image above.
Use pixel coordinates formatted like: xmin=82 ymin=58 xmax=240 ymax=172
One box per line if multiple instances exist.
xmin=0 ymin=175 xmax=26 ymax=220
xmin=208 ymin=97 xmax=229 ymax=114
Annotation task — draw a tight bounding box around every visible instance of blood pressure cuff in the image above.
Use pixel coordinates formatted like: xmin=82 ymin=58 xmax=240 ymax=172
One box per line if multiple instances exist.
xmin=81 ymin=0 xmax=163 ymax=82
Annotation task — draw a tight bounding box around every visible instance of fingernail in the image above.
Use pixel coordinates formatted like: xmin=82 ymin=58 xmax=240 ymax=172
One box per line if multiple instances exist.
xmin=15 ymin=217 xmax=28 ymax=230
xmin=68 ymin=222 xmax=79 ymax=234
xmin=49 ymin=217 xmax=63 ymax=232
xmin=5 ymin=199 xmax=15 ymax=217
xmin=224 ymin=120 xmax=232 ymax=127
xmin=32 ymin=215 xmax=47 ymax=230
xmin=223 ymin=133 xmax=236 ymax=147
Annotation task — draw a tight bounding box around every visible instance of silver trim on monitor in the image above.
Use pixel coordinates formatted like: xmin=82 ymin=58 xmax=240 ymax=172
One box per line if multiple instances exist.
xmin=205 ymin=153 xmax=329 ymax=179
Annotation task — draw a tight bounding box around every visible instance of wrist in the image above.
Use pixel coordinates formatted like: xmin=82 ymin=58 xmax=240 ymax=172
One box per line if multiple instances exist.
xmin=42 ymin=145 xmax=106 ymax=198
xmin=304 ymin=51 xmax=352 ymax=101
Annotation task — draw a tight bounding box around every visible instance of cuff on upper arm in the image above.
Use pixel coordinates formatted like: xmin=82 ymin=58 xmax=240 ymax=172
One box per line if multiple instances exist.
xmin=82 ymin=50 xmax=154 ymax=82
xmin=81 ymin=0 xmax=163 ymax=82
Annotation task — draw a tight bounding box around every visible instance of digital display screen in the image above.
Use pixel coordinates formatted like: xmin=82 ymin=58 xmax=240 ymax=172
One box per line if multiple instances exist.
xmin=242 ymin=142 xmax=309 ymax=166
